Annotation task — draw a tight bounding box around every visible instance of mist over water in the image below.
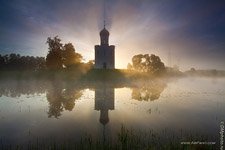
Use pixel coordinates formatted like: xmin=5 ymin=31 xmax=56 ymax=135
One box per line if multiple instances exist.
xmin=0 ymin=77 xmax=224 ymax=147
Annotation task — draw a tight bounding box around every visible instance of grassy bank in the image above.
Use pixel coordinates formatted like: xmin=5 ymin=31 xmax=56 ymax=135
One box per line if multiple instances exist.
xmin=0 ymin=125 xmax=217 ymax=150
xmin=0 ymin=69 xmax=165 ymax=82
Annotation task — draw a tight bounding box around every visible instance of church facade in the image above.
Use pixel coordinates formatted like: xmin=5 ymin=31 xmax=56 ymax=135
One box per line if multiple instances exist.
xmin=94 ymin=27 xmax=115 ymax=69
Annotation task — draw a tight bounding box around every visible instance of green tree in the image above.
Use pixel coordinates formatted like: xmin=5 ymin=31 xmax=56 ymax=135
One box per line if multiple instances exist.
xmin=132 ymin=54 xmax=143 ymax=71
xmin=0 ymin=55 xmax=5 ymax=68
xmin=127 ymin=63 xmax=133 ymax=70
xmin=128 ymin=54 xmax=165 ymax=75
xmin=148 ymin=54 xmax=165 ymax=74
xmin=63 ymin=43 xmax=82 ymax=68
xmin=46 ymin=36 xmax=63 ymax=70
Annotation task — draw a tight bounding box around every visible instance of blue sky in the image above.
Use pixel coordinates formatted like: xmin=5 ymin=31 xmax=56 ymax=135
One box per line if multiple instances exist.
xmin=0 ymin=0 xmax=225 ymax=70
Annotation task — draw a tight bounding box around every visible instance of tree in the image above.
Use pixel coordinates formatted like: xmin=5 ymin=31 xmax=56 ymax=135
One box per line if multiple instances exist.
xmin=132 ymin=80 xmax=166 ymax=101
xmin=127 ymin=63 xmax=133 ymax=70
xmin=46 ymin=36 xmax=63 ymax=70
xmin=46 ymin=82 xmax=83 ymax=118
xmin=0 ymin=55 xmax=5 ymax=69
xmin=132 ymin=54 xmax=143 ymax=71
xmin=0 ymin=53 xmax=46 ymax=71
xmin=63 ymin=43 xmax=82 ymax=68
xmin=148 ymin=54 xmax=165 ymax=74
xmin=190 ymin=67 xmax=196 ymax=72
xmin=84 ymin=60 xmax=94 ymax=71
xmin=128 ymin=54 xmax=165 ymax=75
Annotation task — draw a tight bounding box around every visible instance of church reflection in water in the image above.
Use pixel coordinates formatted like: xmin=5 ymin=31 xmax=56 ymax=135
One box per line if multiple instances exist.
xmin=45 ymin=83 xmax=165 ymax=123
xmin=0 ymin=79 xmax=167 ymax=124
xmin=94 ymin=87 xmax=114 ymax=125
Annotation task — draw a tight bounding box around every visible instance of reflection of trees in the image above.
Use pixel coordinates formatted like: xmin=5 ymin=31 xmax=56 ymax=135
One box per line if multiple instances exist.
xmin=62 ymin=88 xmax=83 ymax=111
xmin=131 ymin=80 xmax=166 ymax=101
xmin=0 ymin=79 xmax=83 ymax=118
xmin=0 ymin=80 xmax=47 ymax=97
xmin=46 ymin=82 xmax=83 ymax=118
xmin=0 ymin=79 xmax=167 ymax=119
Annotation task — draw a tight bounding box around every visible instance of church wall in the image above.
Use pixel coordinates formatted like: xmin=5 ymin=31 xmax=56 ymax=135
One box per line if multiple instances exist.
xmin=94 ymin=45 xmax=115 ymax=69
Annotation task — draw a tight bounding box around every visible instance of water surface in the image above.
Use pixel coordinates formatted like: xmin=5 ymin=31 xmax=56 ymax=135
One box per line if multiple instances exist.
xmin=0 ymin=77 xmax=224 ymax=148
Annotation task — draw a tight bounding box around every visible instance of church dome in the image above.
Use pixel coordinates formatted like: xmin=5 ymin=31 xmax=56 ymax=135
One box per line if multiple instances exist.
xmin=100 ymin=28 xmax=109 ymax=36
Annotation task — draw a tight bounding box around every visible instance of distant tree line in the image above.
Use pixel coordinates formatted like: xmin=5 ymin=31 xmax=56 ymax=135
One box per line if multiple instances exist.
xmin=185 ymin=68 xmax=225 ymax=77
xmin=0 ymin=36 xmax=94 ymax=72
xmin=0 ymin=53 xmax=46 ymax=71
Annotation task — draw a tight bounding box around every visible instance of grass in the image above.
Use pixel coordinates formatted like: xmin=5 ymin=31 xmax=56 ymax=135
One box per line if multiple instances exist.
xmin=0 ymin=69 xmax=169 ymax=82
xmin=0 ymin=125 xmax=218 ymax=150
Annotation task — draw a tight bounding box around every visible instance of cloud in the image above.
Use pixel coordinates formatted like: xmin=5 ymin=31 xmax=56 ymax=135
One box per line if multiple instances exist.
xmin=0 ymin=0 xmax=225 ymax=70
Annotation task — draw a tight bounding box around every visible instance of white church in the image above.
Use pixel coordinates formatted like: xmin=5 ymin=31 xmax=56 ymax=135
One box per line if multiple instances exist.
xmin=94 ymin=26 xmax=115 ymax=69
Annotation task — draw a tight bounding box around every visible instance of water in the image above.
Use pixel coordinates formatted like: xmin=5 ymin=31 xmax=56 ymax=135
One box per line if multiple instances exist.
xmin=0 ymin=77 xmax=224 ymax=148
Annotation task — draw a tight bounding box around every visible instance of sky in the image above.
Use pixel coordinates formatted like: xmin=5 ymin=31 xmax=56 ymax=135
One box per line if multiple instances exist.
xmin=0 ymin=0 xmax=225 ymax=70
